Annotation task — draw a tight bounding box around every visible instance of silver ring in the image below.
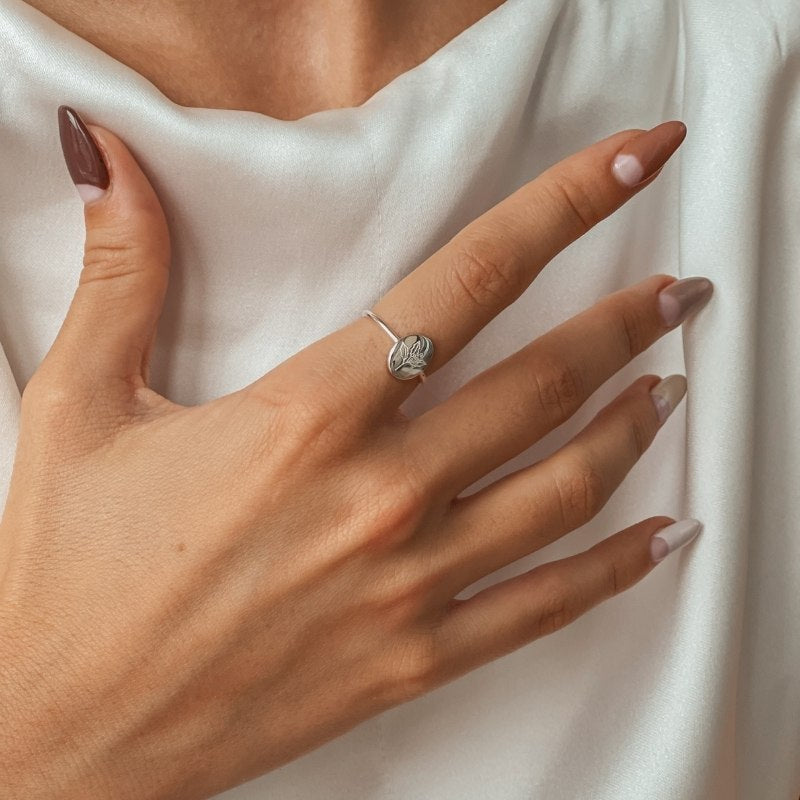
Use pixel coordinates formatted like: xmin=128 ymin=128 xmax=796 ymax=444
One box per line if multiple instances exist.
xmin=362 ymin=310 xmax=434 ymax=382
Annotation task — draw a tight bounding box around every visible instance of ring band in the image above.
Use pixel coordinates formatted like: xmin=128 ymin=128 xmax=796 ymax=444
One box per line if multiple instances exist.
xmin=362 ymin=310 xmax=434 ymax=382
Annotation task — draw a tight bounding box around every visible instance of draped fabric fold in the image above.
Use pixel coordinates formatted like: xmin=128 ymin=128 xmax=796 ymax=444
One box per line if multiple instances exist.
xmin=0 ymin=0 xmax=798 ymax=797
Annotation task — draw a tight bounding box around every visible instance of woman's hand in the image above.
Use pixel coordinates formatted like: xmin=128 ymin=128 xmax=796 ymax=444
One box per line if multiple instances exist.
xmin=0 ymin=112 xmax=711 ymax=800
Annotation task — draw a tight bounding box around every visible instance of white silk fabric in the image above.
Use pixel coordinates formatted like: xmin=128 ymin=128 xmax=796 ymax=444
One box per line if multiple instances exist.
xmin=1 ymin=0 xmax=799 ymax=797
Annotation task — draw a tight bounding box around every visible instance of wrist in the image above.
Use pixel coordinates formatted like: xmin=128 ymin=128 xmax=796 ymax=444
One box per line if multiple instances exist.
xmin=0 ymin=616 xmax=119 ymax=798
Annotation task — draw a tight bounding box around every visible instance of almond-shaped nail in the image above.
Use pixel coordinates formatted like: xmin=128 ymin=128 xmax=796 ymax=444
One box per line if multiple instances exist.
xmin=57 ymin=105 xmax=109 ymax=204
xmin=611 ymin=120 xmax=687 ymax=188
xmin=657 ymin=276 xmax=714 ymax=327
xmin=650 ymin=374 xmax=687 ymax=425
xmin=650 ymin=518 xmax=702 ymax=563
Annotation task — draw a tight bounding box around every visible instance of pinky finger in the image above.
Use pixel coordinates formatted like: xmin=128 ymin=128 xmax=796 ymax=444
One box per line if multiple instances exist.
xmin=432 ymin=516 xmax=702 ymax=678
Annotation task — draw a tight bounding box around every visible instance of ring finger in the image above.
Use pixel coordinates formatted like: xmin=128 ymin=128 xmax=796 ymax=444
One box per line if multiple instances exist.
xmin=417 ymin=371 xmax=687 ymax=601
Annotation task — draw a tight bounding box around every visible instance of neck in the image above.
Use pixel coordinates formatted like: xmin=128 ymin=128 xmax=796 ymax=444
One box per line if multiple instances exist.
xmin=22 ymin=0 xmax=505 ymax=119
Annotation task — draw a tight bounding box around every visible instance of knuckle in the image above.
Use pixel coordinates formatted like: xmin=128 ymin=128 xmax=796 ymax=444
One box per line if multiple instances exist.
xmin=81 ymin=235 xmax=148 ymax=286
xmin=245 ymin=382 xmax=341 ymax=456
xmin=360 ymin=476 xmax=427 ymax=552
xmin=21 ymin=370 xmax=82 ymax=422
xmin=367 ymin=551 xmax=440 ymax=624
xmin=388 ymin=632 xmax=439 ymax=703
xmin=546 ymin=173 xmax=604 ymax=235
xmin=551 ymin=456 xmax=607 ymax=529
xmin=533 ymin=575 xmax=579 ymax=638
xmin=612 ymin=302 xmax=650 ymax=360
xmin=446 ymin=231 xmax=522 ymax=312
xmin=626 ymin=405 xmax=653 ymax=461
xmin=606 ymin=559 xmax=622 ymax=597
xmin=531 ymin=356 xmax=585 ymax=426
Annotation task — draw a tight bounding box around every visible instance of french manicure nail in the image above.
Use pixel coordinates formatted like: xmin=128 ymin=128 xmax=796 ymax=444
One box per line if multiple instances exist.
xmin=650 ymin=518 xmax=702 ymax=563
xmin=657 ymin=276 xmax=714 ymax=327
xmin=611 ymin=120 xmax=687 ymax=188
xmin=57 ymin=105 xmax=109 ymax=204
xmin=650 ymin=374 xmax=687 ymax=424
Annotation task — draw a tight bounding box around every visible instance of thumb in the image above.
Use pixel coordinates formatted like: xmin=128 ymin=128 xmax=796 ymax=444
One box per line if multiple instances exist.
xmin=47 ymin=105 xmax=170 ymax=398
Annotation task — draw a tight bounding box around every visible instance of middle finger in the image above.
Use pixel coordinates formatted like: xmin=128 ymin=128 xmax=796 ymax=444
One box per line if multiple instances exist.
xmin=407 ymin=272 xmax=713 ymax=495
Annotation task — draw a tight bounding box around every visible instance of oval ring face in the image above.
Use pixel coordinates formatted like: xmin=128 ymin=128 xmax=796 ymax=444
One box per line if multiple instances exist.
xmin=387 ymin=334 xmax=434 ymax=380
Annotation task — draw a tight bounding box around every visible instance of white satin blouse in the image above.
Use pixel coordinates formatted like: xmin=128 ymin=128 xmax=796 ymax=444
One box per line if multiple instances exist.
xmin=1 ymin=0 xmax=798 ymax=797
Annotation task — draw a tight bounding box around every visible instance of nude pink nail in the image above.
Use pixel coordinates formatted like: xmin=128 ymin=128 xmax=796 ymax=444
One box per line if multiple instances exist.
xmin=657 ymin=276 xmax=714 ymax=327
xmin=611 ymin=120 xmax=687 ymax=188
xmin=650 ymin=374 xmax=687 ymax=425
xmin=650 ymin=518 xmax=702 ymax=563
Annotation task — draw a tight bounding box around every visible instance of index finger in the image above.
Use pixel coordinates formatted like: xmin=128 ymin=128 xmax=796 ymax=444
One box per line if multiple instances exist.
xmin=289 ymin=121 xmax=686 ymax=416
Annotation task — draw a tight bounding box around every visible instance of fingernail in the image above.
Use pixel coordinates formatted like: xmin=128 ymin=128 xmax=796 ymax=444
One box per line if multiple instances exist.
xmin=650 ymin=374 xmax=687 ymax=425
xmin=657 ymin=276 xmax=714 ymax=327
xmin=611 ymin=120 xmax=687 ymax=188
xmin=650 ymin=518 xmax=702 ymax=563
xmin=57 ymin=105 xmax=109 ymax=204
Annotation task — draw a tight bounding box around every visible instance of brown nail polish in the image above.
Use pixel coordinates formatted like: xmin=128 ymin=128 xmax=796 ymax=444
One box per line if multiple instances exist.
xmin=57 ymin=105 xmax=109 ymax=203
xmin=611 ymin=120 xmax=687 ymax=188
